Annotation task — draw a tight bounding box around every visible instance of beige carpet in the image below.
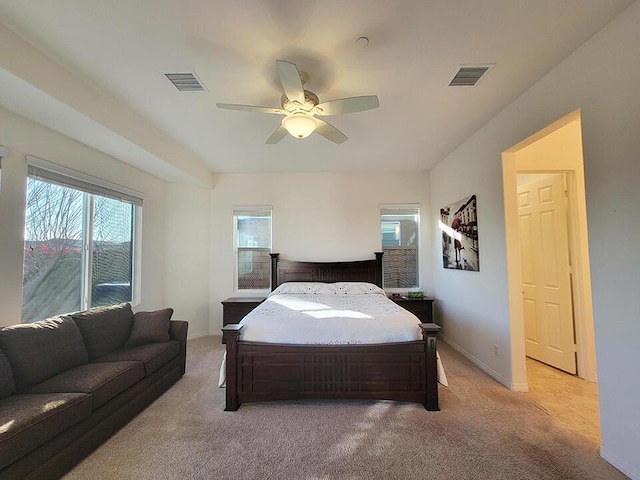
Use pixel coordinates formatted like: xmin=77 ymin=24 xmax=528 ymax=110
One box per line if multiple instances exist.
xmin=526 ymin=357 xmax=601 ymax=444
xmin=63 ymin=337 xmax=626 ymax=480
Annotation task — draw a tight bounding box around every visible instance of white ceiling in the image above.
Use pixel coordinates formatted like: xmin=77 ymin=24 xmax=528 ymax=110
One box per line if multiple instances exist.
xmin=0 ymin=0 xmax=634 ymax=184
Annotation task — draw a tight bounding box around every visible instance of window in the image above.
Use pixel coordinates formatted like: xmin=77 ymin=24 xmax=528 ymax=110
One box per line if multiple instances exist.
xmin=22 ymin=158 xmax=142 ymax=323
xmin=380 ymin=205 xmax=419 ymax=289
xmin=233 ymin=207 xmax=272 ymax=291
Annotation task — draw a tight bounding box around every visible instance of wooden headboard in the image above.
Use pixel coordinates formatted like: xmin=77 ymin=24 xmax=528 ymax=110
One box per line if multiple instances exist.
xmin=270 ymin=253 xmax=383 ymax=291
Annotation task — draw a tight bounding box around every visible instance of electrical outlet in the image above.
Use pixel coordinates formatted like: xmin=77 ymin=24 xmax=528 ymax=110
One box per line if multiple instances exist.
xmin=494 ymin=344 xmax=499 ymax=356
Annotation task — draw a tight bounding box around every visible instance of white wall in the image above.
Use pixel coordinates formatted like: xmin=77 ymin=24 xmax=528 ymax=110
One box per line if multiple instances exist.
xmin=164 ymin=183 xmax=211 ymax=337
xmin=0 ymin=106 xmax=168 ymax=324
xmin=209 ymin=171 xmax=432 ymax=333
xmin=430 ymin=2 xmax=640 ymax=478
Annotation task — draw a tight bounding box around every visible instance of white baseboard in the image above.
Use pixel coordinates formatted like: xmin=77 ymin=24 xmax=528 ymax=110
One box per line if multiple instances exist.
xmin=440 ymin=335 xmax=528 ymax=391
xmin=510 ymin=382 xmax=530 ymax=392
xmin=600 ymin=448 xmax=640 ymax=480
xmin=187 ymin=331 xmax=210 ymax=340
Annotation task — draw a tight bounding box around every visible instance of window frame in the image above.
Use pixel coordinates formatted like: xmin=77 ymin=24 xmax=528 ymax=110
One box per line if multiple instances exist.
xmin=22 ymin=156 xmax=143 ymax=321
xmin=380 ymin=204 xmax=420 ymax=292
xmin=232 ymin=206 xmax=273 ymax=294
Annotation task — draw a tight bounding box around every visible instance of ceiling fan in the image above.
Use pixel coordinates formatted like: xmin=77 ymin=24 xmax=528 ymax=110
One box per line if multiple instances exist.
xmin=216 ymin=60 xmax=379 ymax=144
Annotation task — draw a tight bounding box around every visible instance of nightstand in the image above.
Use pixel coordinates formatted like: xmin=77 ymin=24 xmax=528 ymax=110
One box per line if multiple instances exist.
xmin=389 ymin=296 xmax=435 ymax=324
xmin=221 ymin=297 xmax=265 ymax=343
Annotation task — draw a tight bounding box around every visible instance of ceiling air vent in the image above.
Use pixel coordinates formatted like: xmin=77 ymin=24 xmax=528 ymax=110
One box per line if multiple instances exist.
xmin=449 ymin=64 xmax=494 ymax=87
xmin=164 ymin=71 xmax=207 ymax=92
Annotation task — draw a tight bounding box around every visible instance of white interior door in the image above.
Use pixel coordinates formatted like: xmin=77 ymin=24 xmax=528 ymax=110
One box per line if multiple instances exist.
xmin=518 ymin=174 xmax=576 ymax=374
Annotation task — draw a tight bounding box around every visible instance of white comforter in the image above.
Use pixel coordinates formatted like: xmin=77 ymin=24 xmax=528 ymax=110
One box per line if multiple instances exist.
xmin=219 ymin=282 xmax=448 ymax=386
xmin=240 ymin=292 xmax=421 ymax=344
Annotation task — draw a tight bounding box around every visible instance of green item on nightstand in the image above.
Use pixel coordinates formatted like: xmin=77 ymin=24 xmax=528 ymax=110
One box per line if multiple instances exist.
xmin=407 ymin=291 xmax=424 ymax=298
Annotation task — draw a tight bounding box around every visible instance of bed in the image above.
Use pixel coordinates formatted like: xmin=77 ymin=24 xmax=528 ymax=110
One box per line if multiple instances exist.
xmin=221 ymin=252 xmax=442 ymax=411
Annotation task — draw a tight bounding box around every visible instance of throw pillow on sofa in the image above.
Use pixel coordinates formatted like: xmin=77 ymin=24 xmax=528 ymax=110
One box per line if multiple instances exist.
xmin=124 ymin=308 xmax=174 ymax=347
xmin=72 ymin=303 xmax=133 ymax=360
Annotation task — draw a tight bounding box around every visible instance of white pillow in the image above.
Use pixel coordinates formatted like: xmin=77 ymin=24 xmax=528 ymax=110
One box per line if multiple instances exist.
xmin=332 ymin=282 xmax=386 ymax=296
xmin=270 ymin=282 xmax=385 ymax=296
xmin=270 ymin=282 xmax=335 ymax=295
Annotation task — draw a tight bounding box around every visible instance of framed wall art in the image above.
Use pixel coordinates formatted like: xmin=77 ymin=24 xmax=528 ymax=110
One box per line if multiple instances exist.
xmin=440 ymin=195 xmax=479 ymax=271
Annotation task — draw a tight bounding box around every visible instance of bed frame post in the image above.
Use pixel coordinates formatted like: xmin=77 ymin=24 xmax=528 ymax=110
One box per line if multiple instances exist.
xmin=374 ymin=251 xmax=383 ymax=288
xmin=420 ymin=323 xmax=441 ymax=411
xmin=270 ymin=253 xmax=280 ymax=291
xmin=222 ymin=324 xmax=243 ymax=411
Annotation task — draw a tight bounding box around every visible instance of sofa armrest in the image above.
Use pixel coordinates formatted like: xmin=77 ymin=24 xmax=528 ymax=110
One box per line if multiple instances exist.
xmin=169 ymin=320 xmax=188 ymax=342
xmin=169 ymin=320 xmax=188 ymax=376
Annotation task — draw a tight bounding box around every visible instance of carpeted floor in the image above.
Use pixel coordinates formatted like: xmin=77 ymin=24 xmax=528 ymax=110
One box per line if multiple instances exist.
xmin=526 ymin=356 xmax=601 ymax=444
xmin=63 ymin=337 xmax=626 ymax=480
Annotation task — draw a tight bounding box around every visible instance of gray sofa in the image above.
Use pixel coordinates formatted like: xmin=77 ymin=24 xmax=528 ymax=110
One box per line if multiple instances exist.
xmin=0 ymin=303 xmax=188 ymax=480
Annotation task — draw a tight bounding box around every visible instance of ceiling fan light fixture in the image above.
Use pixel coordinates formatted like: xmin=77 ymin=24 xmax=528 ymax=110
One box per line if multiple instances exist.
xmin=217 ymin=60 xmax=379 ymax=144
xmin=282 ymin=112 xmax=317 ymax=139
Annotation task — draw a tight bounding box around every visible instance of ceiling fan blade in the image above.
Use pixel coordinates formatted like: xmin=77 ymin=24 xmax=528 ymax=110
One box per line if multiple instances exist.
xmin=216 ymin=103 xmax=283 ymax=115
xmin=316 ymin=96 xmax=379 ymax=116
xmin=266 ymin=125 xmax=288 ymax=144
xmin=315 ymin=119 xmax=348 ymax=144
xmin=276 ymin=60 xmax=305 ymax=104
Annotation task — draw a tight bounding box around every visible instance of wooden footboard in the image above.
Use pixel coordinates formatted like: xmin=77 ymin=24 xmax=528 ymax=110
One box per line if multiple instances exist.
xmin=222 ymin=323 xmax=440 ymax=411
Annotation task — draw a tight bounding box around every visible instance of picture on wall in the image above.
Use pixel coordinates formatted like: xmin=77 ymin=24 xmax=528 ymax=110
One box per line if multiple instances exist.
xmin=440 ymin=195 xmax=479 ymax=271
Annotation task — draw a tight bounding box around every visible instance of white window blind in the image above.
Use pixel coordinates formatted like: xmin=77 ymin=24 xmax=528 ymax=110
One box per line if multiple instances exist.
xmin=380 ymin=205 xmax=420 ymax=289
xmin=22 ymin=156 xmax=141 ymax=322
xmin=26 ymin=156 xmax=143 ymax=206
xmin=233 ymin=207 xmax=272 ymax=291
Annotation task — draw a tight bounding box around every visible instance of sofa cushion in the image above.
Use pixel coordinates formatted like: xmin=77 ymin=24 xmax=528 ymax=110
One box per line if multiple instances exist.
xmin=0 ymin=392 xmax=91 ymax=470
xmin=71 ymin=303 xmax=134 ymax=360
xmin=95 ymin=340 xmax=181 ymax=376
xmin=125 ymin=308 xmax=173 ymax=347
xmin=27 ymin=361 xmax=144 ymax=410
xmin=0 ymin=317 xmax=88 ymax=391
xmin=0 ymin=353 xmax=16 ymax=400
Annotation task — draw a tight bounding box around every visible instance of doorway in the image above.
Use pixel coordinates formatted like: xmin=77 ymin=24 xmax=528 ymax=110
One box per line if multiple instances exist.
xmin=502 ymin=109 xmax=599 ymax=442
xmin=502 ymin=110 xmax=597 ymax=375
